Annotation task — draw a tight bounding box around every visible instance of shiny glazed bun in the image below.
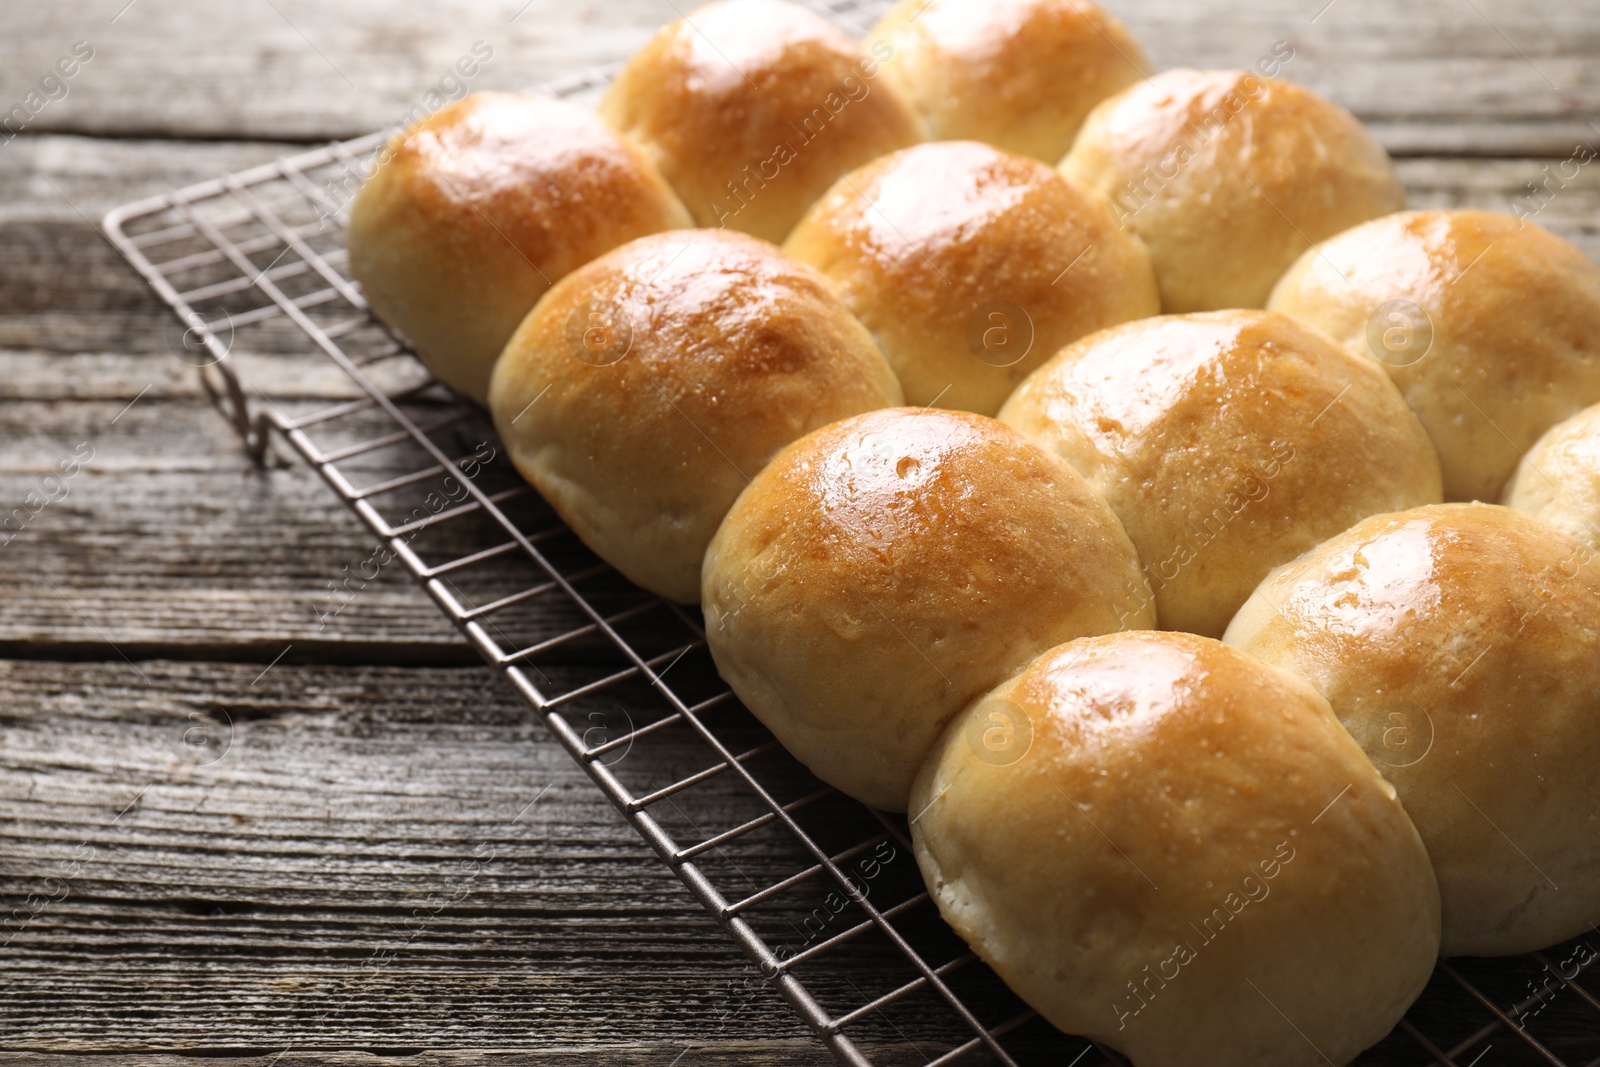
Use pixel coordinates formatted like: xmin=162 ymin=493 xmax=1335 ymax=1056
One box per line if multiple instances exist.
xmin=1226 ymin=504 xmax=1600 ymax=956
xmin=347 ymin=92 xmax=691 ymax=404
xmin=1061 ymin=69 xmax=1405 ymax=312
xmin=869 ymin=0 xmax=1150 ymax=163
xmin=911 ymin=631 xmax=1439 ymax=1067
xmin=1505 ymin=402 xmax=1600 ymax=549
xmin=702 ymin=408 xmax=1153 ymax=811
xmin=600 ymin=0 xmax=925 ymax=243
xmin=785 ymin=140 xmax=1159 ymax=415
xmin=999 ymin=310 xmax=1442 ymax=637
xmin=488 ymin=230 xmax=903 ymax=603
xmin=1268 ymin=210 xmax=1600 ymax=502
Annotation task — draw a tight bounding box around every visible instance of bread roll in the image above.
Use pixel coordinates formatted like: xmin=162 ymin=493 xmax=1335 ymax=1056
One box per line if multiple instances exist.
xmin=911 ymin=631 xmax=1439 ymax=1067
xmin=1225 ymin=503 xmax=1600 ymax=956
xmin=1505 ymin=402 xmax=1600 ymax=550
xmin=346 ymin=93 xmax=691 ymax=404
xmin=600 ymin=0 xmax=925 ymax=244
xmin=488 ymin=230 xmax=902 ymax=603
xmin=703 ymin=408 xmax=1153 ymax=811
xmin=1061 ymin=70 xmax=1405 ymax=312
xmin=999 ymin=310 xmax=1442 ymax=637
xmin=785 ymin=140 xmax=1160 ymax=415
xmin=869 ymin=0 xmax=1149 ymax=163
xmin=1269 ymin=210 xmax=1600 ymax=502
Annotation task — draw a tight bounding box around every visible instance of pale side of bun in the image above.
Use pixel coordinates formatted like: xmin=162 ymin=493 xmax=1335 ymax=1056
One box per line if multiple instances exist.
xmin=999 ymin=310 xmax=1443 ymax=637
xmin=869 ymin=0 xmax=1149 ymax=163
xmin=702 ymin=408 xmax=1153 ymax=811
xmin=346 ymin=93 xmax=691 ymax=404
xmin=1061 ymin=69 xmax=1405 ymax=312
xmin=1269 ymin=210 xmax=1600 ymax=502
xmin=785 ymin=140 xmax=1159 ymax=415
xmin=1225 ymin=503 xmax=1600 ymax=957
xmin=1505 ymin=402 xmax=1600 ymax=549
xmin=599 ymin=0 xmax=925 ymax=244
xmin=488 ymin=230 xmax=903 ymax=604
xmin=911 ymin=631 xmax=1439 ymax=1067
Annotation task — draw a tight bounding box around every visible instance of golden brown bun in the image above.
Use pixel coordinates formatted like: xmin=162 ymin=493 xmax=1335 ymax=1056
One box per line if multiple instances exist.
xmin=785 ymin=140 xmax=1159 ymax=415
xmin=911 ymin=631 xmax=1439 ymax=1067
xmin=702 ymin=408 xmax=1153 ymax=810
xmin=999 ymin=310 xmax=1443 ymax=637
xmin=1061 ymin=70 xmax=1405 ymax=312
xmin=600 ymin=0 xmax=925 ymax=244
xmin=1269 ymin=210 xmax=1600 ymax=502
xmin=1505 ymin=403 xmax=1600 ymax=549
xmin=1225 ymin=503 xmax=1600 ymax=956
xmin=488 ymin=230 xmax=903 ymax=603
xmin=869 ymin=0 xmax=1150 ymax=163
xmin=346 ymin=93 xmax=691 ymax=404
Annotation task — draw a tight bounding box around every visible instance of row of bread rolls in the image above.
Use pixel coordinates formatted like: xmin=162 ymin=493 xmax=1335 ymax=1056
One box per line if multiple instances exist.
xmin=343 ymin=1 xmax=1600 ymax=1064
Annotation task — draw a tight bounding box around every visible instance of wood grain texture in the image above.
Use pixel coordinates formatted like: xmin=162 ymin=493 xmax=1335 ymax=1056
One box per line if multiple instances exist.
xmin=3 ymin=0 xmax=1600 ymax=1063
xmin=0 ymin=0 xmax=1595 ymax=152
xmin=0 ymin=659 xmax=1047 ymax=1062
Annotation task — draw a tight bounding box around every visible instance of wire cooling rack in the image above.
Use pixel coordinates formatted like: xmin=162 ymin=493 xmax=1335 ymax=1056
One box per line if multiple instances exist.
xmin=100 ymin=2 xmax=1600 ymax=1063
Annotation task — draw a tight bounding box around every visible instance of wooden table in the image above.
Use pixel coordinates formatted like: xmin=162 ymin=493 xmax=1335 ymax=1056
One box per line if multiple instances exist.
xmin=2 ymin=1 xmax=1596 ymax=1065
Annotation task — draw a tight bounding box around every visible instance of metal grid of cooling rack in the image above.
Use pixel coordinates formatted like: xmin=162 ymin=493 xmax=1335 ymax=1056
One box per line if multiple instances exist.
xmin=99 ymin=3 xmax=1600 ymax=1064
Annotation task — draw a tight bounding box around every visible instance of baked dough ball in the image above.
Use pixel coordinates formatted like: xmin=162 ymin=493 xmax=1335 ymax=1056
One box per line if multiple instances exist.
xmin=999 ymin=310 xmax=1442 ymax=637
xmin=911 ymin=631 xmax=1439 ymax=1067
xmin=347 ymin=92 xmax=691 ymax=404
xmin=488 ymin=230 xmax=902 ymax=604
xmin=786 ymin=140 xmax=1159 ymax=415
xmin=600 ymin=0 xmax=925 ymax=244
xmin=703 ymin=408 xmax=1153 ymax=811
xmin=1269 ymin=210 xmax=1600 ymax=502
xmin=1226 ymin=503 xmax=1600 ymax=957
xmin=1061 ymin=70 xmax=1405 ymax=312
xmin=1505 ymin=403 xmax=1600 ymax=549
xmin=869 ymin=0 xmax=1150 ymax=163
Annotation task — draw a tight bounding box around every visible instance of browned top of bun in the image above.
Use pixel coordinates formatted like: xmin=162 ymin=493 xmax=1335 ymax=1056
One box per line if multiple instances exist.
xmin=600 ymin=0 xmax=925 ymax=242
xmin=1269 ymin=209 xmax=1600 ymax=502
xmin=786 ymin=140 xmax=1158 ymax=413
xmin=911 ymin=630 xmax=1439 ymax=1064
xmin=721 ymin=407 xmax=1139 ymax=612
xmin=1225 ymin=503 xmax=1600 ymax=954
xmin=359 ymin=92 xmax=687 ymax=284
xmin=346 ymin=92 xmax=691 ymax=401
xmin=1061 ymin=69 xmax=1404 ymax=311
xmin=1001 ymin=309 xmax=1442 ymax=636
xmin=870 ymin=0 xmax=1150 ymax=162
xmin=488 ymin=228 xmax=902 ymax=603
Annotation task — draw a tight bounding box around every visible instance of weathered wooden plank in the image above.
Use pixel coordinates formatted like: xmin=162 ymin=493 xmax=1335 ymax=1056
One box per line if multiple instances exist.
xmin=0 ymin=1052 xmax=915 ymax=1067
xmin=1 ymin=144 xmax=1597 ymax=663
xmin=3 ymin=661 xmax=1598 ymax=1064
xmin=3 ymin=0 xmax=1598 ymax=1062
xmin=0 ymin=1054 xmax=895 ymax=1067
xmin=0 ymin=658 xmax=1040 ymax=1059
xmin=3 ymin=136 xmax=1598 ymax=371
xmin=1 ymin=0 xmax=1595 ymax=153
